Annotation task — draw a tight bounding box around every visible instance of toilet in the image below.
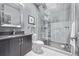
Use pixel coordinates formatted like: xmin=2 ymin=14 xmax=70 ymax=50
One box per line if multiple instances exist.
xmin=32 ymin=34 xmax=44 ymax=54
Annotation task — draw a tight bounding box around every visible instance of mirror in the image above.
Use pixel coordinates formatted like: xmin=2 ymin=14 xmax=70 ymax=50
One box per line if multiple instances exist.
xmin=1 ymin=3 xmax=22 ymax=28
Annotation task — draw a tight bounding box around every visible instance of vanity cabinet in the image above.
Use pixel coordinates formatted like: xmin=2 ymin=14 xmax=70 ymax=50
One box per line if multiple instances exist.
xmin=0 ymin=34 xmax=32 ymax=56
xmin=9 ymin=35 xmax=32 ymax=56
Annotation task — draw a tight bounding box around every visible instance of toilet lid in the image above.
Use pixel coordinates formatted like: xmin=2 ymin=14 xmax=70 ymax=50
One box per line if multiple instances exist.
xmin=33 ymin=40 xmax=44 ymax=44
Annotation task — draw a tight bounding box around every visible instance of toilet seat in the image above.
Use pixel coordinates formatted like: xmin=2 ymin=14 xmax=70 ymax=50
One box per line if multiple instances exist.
xmin=33 ymin=40 xmax=44 ymax=45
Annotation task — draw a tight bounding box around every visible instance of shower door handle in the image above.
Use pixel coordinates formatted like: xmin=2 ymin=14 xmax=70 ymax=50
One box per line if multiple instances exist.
xmin=70 ymin=36 xmax=77 ymax=41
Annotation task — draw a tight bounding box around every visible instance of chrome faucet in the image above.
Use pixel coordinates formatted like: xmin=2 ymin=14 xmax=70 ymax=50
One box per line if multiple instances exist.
xmin=13 ymin=29 xmax=15 ymax=35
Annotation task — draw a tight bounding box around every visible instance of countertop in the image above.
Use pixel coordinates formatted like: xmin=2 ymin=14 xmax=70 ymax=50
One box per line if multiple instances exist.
xmin=0 ymin=34 xmax=32 ymax=40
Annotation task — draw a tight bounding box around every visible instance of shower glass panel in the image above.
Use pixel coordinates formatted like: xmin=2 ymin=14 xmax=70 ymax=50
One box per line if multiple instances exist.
xmin=44 ymin=3 xmax=73 ymax=52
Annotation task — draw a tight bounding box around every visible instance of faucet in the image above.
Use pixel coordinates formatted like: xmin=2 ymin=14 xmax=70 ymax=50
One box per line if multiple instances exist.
xmin=13 ymin=29 xmax=15 ymax=35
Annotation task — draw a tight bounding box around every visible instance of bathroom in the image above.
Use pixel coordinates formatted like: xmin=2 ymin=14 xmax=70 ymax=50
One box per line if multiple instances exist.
xmin=0 ymin=2 xmax=79 ymax=56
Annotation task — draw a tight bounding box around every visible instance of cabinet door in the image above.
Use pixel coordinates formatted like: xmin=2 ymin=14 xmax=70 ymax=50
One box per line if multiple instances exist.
xmin=0 ymin=39 xmax=10 ymax=56
xmin=20 ymin=35 xmax=32 ymax=56
xmin=9 ymin=38 xmax=20 ymax=56
xmin=21 ymin=36 xmax=29 ymax=56
xmin=25 ymin=35 xmax=32 ymax=53
xmin=20 ymin=37 xmax=24 ymax=56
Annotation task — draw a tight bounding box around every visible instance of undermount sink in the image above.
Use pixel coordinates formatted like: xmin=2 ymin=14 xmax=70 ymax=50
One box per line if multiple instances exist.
xmin=0 ymin=35 xmax=15 ymax=38
xmin=7 ymin=35 xmax=23 ymax=37
xmin=7 ymin=36 xmax=15 ymax=37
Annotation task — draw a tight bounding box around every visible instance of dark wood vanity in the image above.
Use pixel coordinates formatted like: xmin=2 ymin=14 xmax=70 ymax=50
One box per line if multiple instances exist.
xmin=0 ymin=3 xmax=32 ymax=56
xmin=0 ymin=34 xmax=32 ymax=56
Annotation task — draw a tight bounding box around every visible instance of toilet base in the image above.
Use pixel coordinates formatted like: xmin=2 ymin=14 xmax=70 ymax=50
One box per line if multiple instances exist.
xmin=32 ymin=42 xmax=44 ymax=54
xmin=32 ymin=48 xmax=43 ymax=54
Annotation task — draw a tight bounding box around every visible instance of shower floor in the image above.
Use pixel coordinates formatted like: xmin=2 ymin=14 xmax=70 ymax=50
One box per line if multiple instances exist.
xmin=44 ymin=40 xmax=71 ymax=53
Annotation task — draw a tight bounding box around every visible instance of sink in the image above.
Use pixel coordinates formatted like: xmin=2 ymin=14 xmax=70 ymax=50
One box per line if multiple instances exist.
xmin=7 ymin=35 xmax=22 ymax=37
xmin=0 ymin=35 xmax=14 ymax=38
xmin=7 ymin=36 xmax=15 ymax=37
xmin=0 ymin=34 xmax=23 ymax=39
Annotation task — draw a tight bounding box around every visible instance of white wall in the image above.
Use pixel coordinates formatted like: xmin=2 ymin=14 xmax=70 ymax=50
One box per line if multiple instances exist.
xmin=22 ymin=3 xmax=39 ymax=39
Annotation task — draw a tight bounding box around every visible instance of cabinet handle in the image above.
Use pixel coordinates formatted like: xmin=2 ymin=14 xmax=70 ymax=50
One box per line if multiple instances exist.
xmin=22 ymin=38 xmax=23 ymax=44
xmin=19 ymin=39 xmax=21 ymax=46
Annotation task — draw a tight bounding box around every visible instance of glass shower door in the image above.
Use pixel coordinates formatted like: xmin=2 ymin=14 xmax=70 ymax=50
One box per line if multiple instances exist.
xmin=46 ymin=4 xmax=72 ymax=52
xmin=51 ymin=21 xmax=71 ymax=43
xmin=49 ymin=20 xmax=71 ymax=52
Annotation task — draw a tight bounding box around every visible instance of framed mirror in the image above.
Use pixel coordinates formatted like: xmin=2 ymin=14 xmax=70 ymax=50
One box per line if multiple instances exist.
xmin=0 ymin=3 xmax=22 ymax=28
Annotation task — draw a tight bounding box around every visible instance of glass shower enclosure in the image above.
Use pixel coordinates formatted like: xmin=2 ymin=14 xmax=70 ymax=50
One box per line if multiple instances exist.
xmin=38 ymin=3 xmax=74 ymax=53
xmin=48 ymin=4 xmax=72 ymax=52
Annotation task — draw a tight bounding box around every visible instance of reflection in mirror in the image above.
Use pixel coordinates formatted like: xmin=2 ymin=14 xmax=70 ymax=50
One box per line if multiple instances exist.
xmin=0 ymin=3 xmax=22 ymax=28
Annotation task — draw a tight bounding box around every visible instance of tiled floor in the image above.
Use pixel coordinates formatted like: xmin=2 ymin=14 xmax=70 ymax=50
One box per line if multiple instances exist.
xmin=25 ymin=47 xmax=69 ymax=56
xmin=44 ymin=40 xmax=71 ymax=52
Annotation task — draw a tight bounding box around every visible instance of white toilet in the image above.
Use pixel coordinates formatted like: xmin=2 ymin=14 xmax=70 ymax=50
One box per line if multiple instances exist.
xmin=32 ymin=34 xmax=44 ymax=54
